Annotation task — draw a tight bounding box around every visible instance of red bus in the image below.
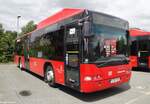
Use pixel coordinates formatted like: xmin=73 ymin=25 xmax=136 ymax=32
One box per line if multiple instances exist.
xmin=14 ymin=8 xmax=131 ymax=93
xmin=130 ymin=28 xmax=150 ymax=70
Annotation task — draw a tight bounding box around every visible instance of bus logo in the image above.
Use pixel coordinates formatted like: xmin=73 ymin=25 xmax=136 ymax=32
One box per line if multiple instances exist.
xmin=108 ymin=71 xmax=112 ymax=76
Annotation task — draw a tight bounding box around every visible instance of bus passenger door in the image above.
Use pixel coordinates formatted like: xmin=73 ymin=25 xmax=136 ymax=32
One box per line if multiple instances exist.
xmin=64 ymin=24 xmax=81 ymax=90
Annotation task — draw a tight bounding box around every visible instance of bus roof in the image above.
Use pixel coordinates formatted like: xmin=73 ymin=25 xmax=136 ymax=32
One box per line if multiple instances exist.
xmin=16 ymin=8 xmax=128 ymax=40
xmin=130 ymin=28 xmax=150 ymax=37
xmin=37 ymin=8 xmax=84 ymax=30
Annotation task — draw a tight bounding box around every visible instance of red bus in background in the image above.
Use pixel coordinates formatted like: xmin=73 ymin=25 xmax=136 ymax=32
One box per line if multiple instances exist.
xmin=130 ymin=28 xmax=150 ymax=70
xmin=14 ymin=8 xmax=131 ymax=93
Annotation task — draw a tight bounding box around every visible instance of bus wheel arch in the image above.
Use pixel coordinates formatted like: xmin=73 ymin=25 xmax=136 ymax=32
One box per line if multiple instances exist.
xmin=44 ymin=62 xmax=57 ymax=87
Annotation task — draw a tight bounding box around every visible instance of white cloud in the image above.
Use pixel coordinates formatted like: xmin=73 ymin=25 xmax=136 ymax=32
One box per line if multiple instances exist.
xmin=0 ymin=0 xmax=150 ymax=31
xmin=0 ymin=0 xmax=61 ymax=31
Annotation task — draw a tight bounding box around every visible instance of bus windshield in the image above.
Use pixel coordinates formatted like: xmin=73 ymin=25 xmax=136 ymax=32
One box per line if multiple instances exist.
xmin=83 ymin=20 xmax=129 ymax=65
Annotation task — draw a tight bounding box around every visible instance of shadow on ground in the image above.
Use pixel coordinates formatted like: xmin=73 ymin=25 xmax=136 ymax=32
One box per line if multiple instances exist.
xmin=58 ymin=83 xmax=130 ymax=102
xmin=21 ymin=67 xmax=44 ymax=81
xmin=132 ymin=67 xmax=150 ymax=72
xmin=21 ymin=67 xmax=131 ymax=102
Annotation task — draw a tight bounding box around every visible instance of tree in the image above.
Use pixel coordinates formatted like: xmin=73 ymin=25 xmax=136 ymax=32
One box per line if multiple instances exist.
xmin=21 ymin=21 xmax=36 ymax=35
xmin=0 ymin=20 xmax=36 ymax=63
xmin=0 ymin=23 xmax=17 ymax=63
xmin=0 ymin=23 xmax=4 ymax=36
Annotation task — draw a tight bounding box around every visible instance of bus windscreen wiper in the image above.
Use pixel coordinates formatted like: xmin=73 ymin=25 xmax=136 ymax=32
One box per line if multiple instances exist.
xmin=96 ymin=55 xmax=129 ymax=67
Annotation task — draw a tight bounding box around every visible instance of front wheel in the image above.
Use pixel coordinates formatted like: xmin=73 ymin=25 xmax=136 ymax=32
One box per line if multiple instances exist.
xmin=45 ymin=66 xmax=56 ymax=87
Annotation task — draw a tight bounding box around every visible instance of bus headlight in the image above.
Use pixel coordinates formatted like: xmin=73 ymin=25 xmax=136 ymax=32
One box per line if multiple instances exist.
xmin=84 ymin=76 xmax=92 ymax=81
xmin=93 ymin=75 xmax=102 ymax=81
xmin=84 ymin=75 xmax=102 ymax=81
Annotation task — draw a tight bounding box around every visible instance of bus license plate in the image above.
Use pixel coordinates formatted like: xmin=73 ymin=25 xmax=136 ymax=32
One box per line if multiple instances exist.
xmin=110 ymin=77 xmax=120 ymax=83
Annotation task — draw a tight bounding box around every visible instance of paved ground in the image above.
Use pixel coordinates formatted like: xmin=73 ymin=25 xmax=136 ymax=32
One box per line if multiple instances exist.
xmin=0 ymin=64 xmax=150 ymax=104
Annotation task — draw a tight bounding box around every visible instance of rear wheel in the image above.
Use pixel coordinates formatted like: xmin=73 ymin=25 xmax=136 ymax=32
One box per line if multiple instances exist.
xmin=45 ymin=65 xmax=56 ymax=87
xmin=18 ymin=58 xmax=22 ymax=70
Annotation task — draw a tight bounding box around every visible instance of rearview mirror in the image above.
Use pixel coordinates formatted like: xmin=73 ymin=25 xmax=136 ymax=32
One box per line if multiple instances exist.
xmin=83 ymin=21 xmax=92 ymax=37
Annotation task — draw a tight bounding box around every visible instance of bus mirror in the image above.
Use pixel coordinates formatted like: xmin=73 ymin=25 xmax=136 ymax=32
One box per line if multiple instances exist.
xmin=83 ymin=21 xmax=91 ymax=37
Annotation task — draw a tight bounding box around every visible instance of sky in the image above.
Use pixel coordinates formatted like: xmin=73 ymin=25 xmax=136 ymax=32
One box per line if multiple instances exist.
xmin=0 ymin=0 xmax=150 ymax=31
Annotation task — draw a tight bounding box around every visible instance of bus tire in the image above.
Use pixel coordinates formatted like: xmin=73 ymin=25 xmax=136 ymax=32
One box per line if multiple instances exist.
xmin=45 ymin=65 xmax=57 ymax=87
xmin=18 ymin=58 xmax=22 ymax=70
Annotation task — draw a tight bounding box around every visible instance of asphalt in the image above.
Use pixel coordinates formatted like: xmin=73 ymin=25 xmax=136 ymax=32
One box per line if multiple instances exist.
xmin=0 ymin=64 xmax=150 ymax=104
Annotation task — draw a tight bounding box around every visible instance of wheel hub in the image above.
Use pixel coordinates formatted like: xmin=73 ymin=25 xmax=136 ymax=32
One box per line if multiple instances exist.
xmin=47 ymin=70 xmax=54 ymax=82
xmin=20 ymin=63 xmax=22 ymax=68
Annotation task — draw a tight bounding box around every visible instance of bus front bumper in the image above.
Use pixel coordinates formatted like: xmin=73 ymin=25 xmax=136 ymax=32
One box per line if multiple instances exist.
xmin=80 ymin=73 xmax=131 ymax=93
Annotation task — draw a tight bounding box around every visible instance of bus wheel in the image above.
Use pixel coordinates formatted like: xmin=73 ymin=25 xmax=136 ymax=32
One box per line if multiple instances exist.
xmin=18 ymin=58 xmax=22 ymax=70
xmin=45 ymin=66 xmax=56 ymax=87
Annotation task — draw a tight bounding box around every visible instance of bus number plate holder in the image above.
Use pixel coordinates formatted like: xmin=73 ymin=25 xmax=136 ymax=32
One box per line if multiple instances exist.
xmin=110 ymin=77 xmax=120 ymax=84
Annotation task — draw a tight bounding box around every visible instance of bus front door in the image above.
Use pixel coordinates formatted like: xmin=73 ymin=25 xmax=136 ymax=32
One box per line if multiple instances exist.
xmin=64 ymin=25 xmax=81 ymax=90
